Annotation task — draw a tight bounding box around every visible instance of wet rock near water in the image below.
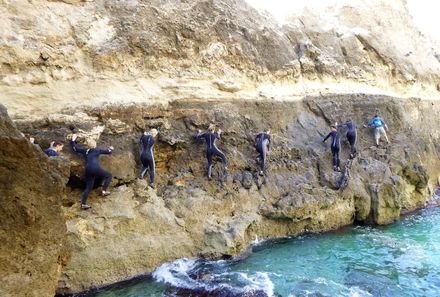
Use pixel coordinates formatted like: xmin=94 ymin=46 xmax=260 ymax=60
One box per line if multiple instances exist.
xmin=12 ymin=95 xmax=440 ymax=294
xmin=2 ymin=0 xmax=440 ymax=295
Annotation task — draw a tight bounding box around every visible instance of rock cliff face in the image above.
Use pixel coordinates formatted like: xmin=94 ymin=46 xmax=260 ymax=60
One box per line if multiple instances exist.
xmin=13 ymin=95 xmax=440 ymax=295
xmin=0 ymin=105 xmax=69 ymax=297
xmin=2 ymin=0 xmax=440 ymax=118
xmin=1 ymin=0 xmax=440 ymax=296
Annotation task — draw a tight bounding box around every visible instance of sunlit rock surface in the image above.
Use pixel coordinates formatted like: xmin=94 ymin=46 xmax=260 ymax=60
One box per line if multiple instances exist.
xmin=2 ymin=0 xmax=440 ymax=295
xmin=1 ymin=0 xmax=440 ymax=118
xmin=14 ymin=96 xmax=440 ymax=294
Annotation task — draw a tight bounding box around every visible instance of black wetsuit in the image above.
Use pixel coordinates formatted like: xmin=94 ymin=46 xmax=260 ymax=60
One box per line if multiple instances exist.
xmin=255 ymin=132 xmax=271 ymax=171
xmin=71 ymin=141 xmax=113 ymax=204
xmin=197 ymin=131 xmax=227 ymax=178
xmin=342 ymin=121 xmax=357 ymax=156
xmin=323 ymin=130 xmax=341 ymax=168
xmin=140 ymin=134 xmax=155 ymax=184
xmin=44 ymin=148 xmax=59 ymax=157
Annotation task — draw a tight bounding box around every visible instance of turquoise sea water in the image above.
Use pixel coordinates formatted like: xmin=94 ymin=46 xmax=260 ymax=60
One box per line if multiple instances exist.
xmin=86 ymin=207 xmax=440 ymax=297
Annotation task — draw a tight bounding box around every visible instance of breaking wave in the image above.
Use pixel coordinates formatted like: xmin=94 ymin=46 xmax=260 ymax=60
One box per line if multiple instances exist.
xmin=152 ymin=258 xmax=274 ymax=296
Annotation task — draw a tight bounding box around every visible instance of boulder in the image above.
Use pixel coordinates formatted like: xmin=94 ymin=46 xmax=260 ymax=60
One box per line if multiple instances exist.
xmin=370 ymin=183 xmax=400 ymax=225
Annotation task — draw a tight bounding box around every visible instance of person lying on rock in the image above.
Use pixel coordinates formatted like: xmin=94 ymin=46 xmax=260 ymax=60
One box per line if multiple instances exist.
xmin=71 ymin=134 xmax=114 ymax=210
xmin=322 ymin=124 xmax=341 ymax=172
xmin=337 ymin=119 xmax=357 ymax=159
xmin=255 ymin=128 xmax=271 ymax=176
xmin=364 ymin=113 xmax=390 ymax=147
xmin=44 ymin=141 xmax=64 ymax=157
xmin=139 ymin=128 xmax=158 ymax=188
xmin=196 ymin=124 xmax=228 ymax=180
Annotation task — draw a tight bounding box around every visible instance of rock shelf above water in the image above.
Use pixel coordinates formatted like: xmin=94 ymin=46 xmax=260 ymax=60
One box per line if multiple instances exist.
xmin=1 ymin=0 xmax=440 ymax=296
xmin=2 ymin=94 xmax=439 ymax=295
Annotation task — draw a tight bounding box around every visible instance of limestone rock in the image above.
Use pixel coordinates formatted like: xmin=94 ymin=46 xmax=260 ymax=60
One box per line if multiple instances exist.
xmin=100 ymin=150 xmax=136 ymax=182
xmin=0 ymin=105 xmax=68 ymax=297
xmin=370 ymin=183 xmax=400 ymax=225
xmin=5 ymin=95 xmax=440 ymax=295
xmin=213 ymin=80 xmax=242 ymax=93
xmin=105 ymin=118 xmax=132 ymax=134
xmin=58 ymin=184 xmax=195 ymax=294
xmin=8 ymin=95 xmax=439 ymax=294
xmin=241 ymin=171 xmax=254 ymax=189
xmin=347 ymin=177 xmax=371 ymax=222
xmin=2 ymin=0 xmax=440 ymax=294
xmin=2 ymin=0 xmax=440 ymax=117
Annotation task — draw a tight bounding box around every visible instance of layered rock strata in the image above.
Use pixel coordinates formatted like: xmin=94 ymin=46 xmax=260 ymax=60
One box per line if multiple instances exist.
xmin=13 ymin=95 xmax=440 ymax=294
xmin=2 ymin=0 xmax=440 ymax=296
xmin=2 ymin=0 xmax=440 ymax=118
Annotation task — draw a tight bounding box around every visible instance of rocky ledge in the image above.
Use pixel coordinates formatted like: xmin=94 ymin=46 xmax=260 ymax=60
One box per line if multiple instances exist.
xmin=3 ymin=94 xmax=438 ymax=295
xmin=2 ymin=1 xmax=440 ymax=295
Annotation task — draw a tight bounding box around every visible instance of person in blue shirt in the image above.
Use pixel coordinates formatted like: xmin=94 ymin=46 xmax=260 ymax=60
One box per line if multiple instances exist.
xmin=323 ymin=125 xmax=341 ymax=172
xmin=29 ymin=137 xmax=64 ymax=156
xmin=364 ymin=113 xmax=390 ymax=146
xmin=196 ymin=124 xmax=228 ymax=179
xmin=255 ymin=129 xmax=271 ymax=175
xmin=140 ymin=128 xmax=158 ymax=188
xmin=44 ymin=141 xmax=64 ymax=157
xmin=71 ymin=134 xmax=114 ymax=210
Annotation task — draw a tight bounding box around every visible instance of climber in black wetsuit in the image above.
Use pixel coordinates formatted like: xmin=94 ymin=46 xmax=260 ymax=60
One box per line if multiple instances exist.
xmin=139 ymin=128 xmax=158 ymax=187
xmin=44 ymin=141 xmax=64 ymax=157
xmin=339 ymin=119 xmax=357 ymax=158
xmin=255 ymin=129 xmax=271 ymax=175
xmin=71 ymin=134 xmax=114 ymax=210
xmin=322 ymin=125 xmax=341 ymax=172
xmin=196 ymin=124 xmax=228 ymax=179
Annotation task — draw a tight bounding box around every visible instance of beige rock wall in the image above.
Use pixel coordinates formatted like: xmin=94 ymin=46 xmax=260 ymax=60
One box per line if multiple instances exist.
xmin=14 ymin=95 xmax=440 ymax=294
xmin=0 ymin=105 xmax=69 ymax=297
xmin=1 ymin=0 xmax=440 ymax=118
xmin=2 ymin=0 xmax=440 ymax=295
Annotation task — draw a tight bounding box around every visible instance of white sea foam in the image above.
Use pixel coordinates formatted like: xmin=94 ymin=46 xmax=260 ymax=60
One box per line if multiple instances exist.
xmin=251 ymin=235 xmax=263 ymax=246
xmin=239 ymin=271 xmax=275 ymax=296
xmin=152 ymin=258 xmax=199 ymax=289
xmin=153 ymin=258 xmax=275 ymax=296
xmin=348 ymin=286 xmax=373 ymax=297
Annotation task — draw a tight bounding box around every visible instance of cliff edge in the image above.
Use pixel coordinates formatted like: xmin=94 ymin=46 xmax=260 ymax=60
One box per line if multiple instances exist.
xmin=1 ymin=0 xmax=440 ymax=296
xmin=14 ymin=95 xmax=440 ymax=295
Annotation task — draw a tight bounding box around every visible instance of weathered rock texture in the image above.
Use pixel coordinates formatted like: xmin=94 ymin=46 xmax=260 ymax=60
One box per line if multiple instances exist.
xmin=0 ymin=105 xmax=69 ymax=297
xmin=14 ymin=95 xmax=440 ymax=295
xmin=1 ymin=0 xmax=440 ymax=118
xmin=2 ymin=0 xmax=440 ymax=296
